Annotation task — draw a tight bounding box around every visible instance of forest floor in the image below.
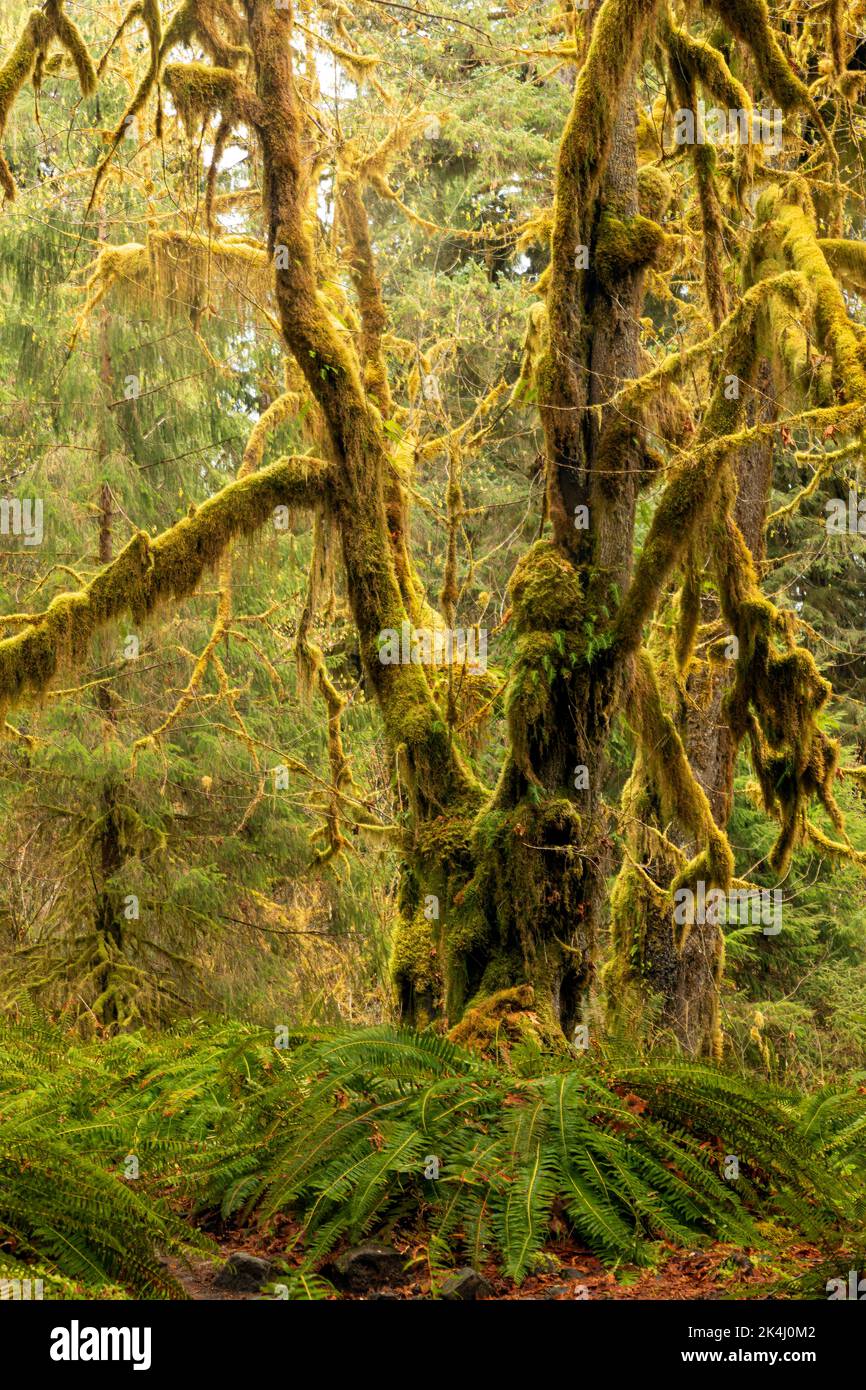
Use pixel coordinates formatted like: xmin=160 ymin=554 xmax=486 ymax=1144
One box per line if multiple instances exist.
xmin=166 ymin=1225 xmax=826 ymax=1301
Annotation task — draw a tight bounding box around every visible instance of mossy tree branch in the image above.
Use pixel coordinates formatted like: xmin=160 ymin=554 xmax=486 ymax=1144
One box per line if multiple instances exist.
xmin=0 ymin=453 xmax=332 ymax=715
xmin=244 ymin=0 xmax=481 ymax=819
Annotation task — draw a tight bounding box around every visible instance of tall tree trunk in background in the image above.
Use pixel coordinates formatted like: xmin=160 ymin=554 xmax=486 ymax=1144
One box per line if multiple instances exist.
xmin=681 ymin=365 xmax=775 ymax=826
xmin=672 ymin=371 xmax=776 ymax=1050
xmin=94 ymin=776 xmax=124 ymax=1028
xmin=93 ymin=281 xmax=124 ymax=1028
xmin=611 ymin=367 xmax=776 ymax=1054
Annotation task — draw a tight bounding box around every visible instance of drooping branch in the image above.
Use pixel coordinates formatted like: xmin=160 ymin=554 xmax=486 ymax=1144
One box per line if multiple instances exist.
xmin=612 ymin=275 xmax=809 ymax=653
xmin=69 ymin=229 xmax=277 ymax=349
xmin=616 ymin=173 xmax=866 ymax=896
xmin=89 ymin=0 xmax=256 ymax=213
xmin=708 ymin=0 xmax=837 ymax=169
xmin=88 ymin=0 xmax=161 ymax=212
xmin=662 ymin=13 xmax=753 ymax=324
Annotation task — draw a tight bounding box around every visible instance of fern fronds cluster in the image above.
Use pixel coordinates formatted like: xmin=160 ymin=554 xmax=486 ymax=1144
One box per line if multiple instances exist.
xmin=1 ymin=1017 xmax=863 ymax=1294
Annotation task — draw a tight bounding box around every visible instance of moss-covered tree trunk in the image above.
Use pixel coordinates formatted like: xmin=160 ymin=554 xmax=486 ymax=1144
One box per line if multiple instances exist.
xmin=393 ymin=4 xmax=665 ymax=1038
xmin=247 ymin=0 xmax=674 ymax=1041
xmin=443 ymin=107 xmax=645 ymax=1034
xmin=93 ymin=292 xmax=125 ymax=1029
xmin=94 ymin=780 xmax=124 ymax=1027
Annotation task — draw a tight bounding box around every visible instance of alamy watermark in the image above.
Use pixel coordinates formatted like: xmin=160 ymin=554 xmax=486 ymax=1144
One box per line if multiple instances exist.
xmin=673 ymin=101 xmax=783 ymax=153
xmin=673 ymin=881 xmax=782 ymax=935
xmin=0 ymin=497 xmax=42 ymax=546
xmin=827 ymin=1269 xmax=866 ymax=1300
xmin=0 ymin=1277 xmax=43 ymax=1299
xmin=826 ymin=488 xmax=866 ymax=534
xmin=50 ymin=1322 xmax=151 ymax=1370
xmin=378 ymin=620 xmax=488 ymax=673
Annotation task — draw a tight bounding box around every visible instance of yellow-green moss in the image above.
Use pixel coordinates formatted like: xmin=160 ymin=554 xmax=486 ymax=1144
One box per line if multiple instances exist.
xmin=448 ymin=985 xmax=567 ymax=1057
xmin=509 ymin=541 xmax=583 ymax=632
xmin=595 ymin=210 xmax=671 ymax=288
xmin=391 ymin=905 xmax=442 ymax=1026
xmin=637 ymin=164 xmax=673 ymax=220
xmin=0 ymin=10 xmax=48 ymax=198
xmin=164 ymin=62 xmax=264 ymax=133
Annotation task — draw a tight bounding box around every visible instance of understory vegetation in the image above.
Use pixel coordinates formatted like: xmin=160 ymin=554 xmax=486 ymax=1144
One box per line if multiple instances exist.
xmin=2 ymin=1016 xmax=865 ymax=1298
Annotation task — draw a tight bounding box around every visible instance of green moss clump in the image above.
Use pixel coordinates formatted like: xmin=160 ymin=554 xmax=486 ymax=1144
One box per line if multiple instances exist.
xmin=447 ymin=985 xmax=566 ymax=1057
xmin=595 ymin=211 xmax=671 ymax=288
xmin=637 ymin=164 xmax=673 ymax=220
xmin=413 ymin=814 xmax=474 ymax=875
xmin=509 ymin=541 xmax=583 ymax=633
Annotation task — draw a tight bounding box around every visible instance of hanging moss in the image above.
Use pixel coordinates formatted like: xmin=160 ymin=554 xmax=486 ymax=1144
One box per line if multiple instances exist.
xmin=70 ymin=230 xmax=275 ymax=350
xmin=631 ymin=649 xmax=733 ymax=890
xmin=606 ymin=664 xmax=731 ymax=1061
xmin=610 ymin=266 xmax=814 ymax=657
xmin=713 ymin=509 xmax=841 ymax=875
xmin=663 ymin=20 xmax=753 ymax=128
xmin=709 ymin=0 xmax=834 ymax=139
xmin=44 ymin=0 xmax=96 ymax=97
xmin=766 ymin=184 xmax=866 ymax=402
xmin=177 ymin=0 xmax=249 ymax=67
xmin=88 ymin=0 xmax=162 ymax=213
xmin=163 ymin=61 xmax=264 ymax=133
xmin=0 ymin=2 xmax=100 ymax=201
